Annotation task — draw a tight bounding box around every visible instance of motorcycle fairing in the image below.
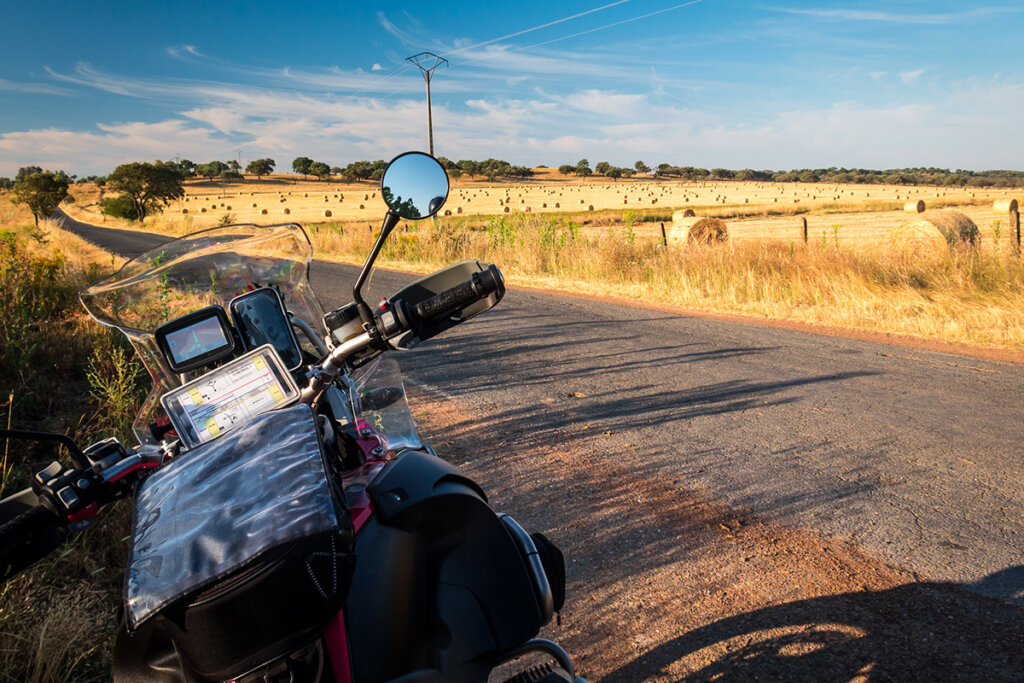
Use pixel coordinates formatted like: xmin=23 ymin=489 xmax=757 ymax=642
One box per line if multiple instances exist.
xmin=343 ymin=451 xmax=546 ymax=682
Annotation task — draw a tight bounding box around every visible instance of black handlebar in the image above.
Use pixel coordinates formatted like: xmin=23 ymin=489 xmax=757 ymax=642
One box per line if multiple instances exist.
xmin=0 ymin=505 xmax=56 ymax=553
xmin=412 ymin=266 xmax=504 ymax=323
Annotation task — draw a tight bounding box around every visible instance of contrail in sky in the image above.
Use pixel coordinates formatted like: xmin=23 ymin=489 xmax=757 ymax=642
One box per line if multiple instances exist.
xmin=492 ymin=0 xmax=705 ymax=57
xmin=446 ymin=1 xmax=632 ymax=56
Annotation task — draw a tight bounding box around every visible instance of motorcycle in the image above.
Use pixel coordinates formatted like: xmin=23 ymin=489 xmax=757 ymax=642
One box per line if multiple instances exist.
xmin=0 ymin=151 xmax=584 ymax=683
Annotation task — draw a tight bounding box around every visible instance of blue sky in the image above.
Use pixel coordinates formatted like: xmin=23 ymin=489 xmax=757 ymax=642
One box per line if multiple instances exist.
xmin=1 ymin=1 xmax=1022 ymax=176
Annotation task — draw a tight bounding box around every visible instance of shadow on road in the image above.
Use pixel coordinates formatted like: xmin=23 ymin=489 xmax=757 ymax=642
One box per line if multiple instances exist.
xmin=602 ymin=569 xmax=1024 ymax=681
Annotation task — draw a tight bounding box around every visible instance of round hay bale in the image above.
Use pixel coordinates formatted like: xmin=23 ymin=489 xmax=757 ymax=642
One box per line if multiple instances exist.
xmin=359 ymin=204 xmax=365 ymax=209
xmin=503 ymin=206 xmax=510 ymax=213
xmin=669 ymin=217 xmax=728 ymax=244
xmin=200 ymin=208 xmax=207 ymax=213
xmin=671 ymin=209 xmax=696 ymax=223
xmin=181 ymin=209 xmax=188 ymax=214
xmin=903 ymin=200 xmax=926 ymax=213
xmin=252 ymin=203 xmax=258 ymax=208
xmin=894 ymin=210 xmax=979 ymax=249
xmin=225 ymin=205 xmax=231 ymax=210
xmin=283 ymin=208 xmax=290 ymax=215
xmin=919 ymin=210 xmax=979 ymax=245
xmin=889 ymin=220 xmax=947 ymax=257
xmin=542 ymin=203 xmax=547 ymax=208
xmin=994 ymin=199 xmax=1019 ymax=213
xmin=323 ymin=210 xmax=332 ymax=217
xmin=260 ymin=209 xmax=268 ymax=215
xmin=443 ymin=209 xmax=452 ymax=216
xmin=456 ymin=207 xmax=462 ymax=214
xmin=587 ymin=205 xmax=594 ymax=211
xmin=555 ymin=203 xmax=560 ymax=208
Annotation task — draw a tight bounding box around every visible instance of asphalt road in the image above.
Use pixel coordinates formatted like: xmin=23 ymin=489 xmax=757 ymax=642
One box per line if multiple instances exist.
xmin=55 ymin=211 xmax=1024 ymax=606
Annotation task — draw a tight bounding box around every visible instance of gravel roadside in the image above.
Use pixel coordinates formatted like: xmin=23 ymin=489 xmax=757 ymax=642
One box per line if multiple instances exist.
xmin=410 ymin=386 xmax=1024 ymax=681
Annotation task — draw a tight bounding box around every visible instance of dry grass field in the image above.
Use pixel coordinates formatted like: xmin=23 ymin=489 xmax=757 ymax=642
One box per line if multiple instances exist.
xmin=64 ymin=169 xmax=1017 ymax=244
xmin=49 ymin=173 xmax=1024 ymax=353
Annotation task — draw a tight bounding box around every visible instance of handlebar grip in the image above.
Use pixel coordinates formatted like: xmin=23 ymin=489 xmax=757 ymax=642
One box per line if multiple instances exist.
xmin=0 ymin=506 xmax=56 ymax=552
xmin=413 ymin=266 xmax=503 ymax=322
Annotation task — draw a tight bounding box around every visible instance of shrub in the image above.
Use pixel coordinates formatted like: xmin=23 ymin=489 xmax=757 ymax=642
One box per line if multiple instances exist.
xmin=100 ymin=195 xmax=140 ymax=220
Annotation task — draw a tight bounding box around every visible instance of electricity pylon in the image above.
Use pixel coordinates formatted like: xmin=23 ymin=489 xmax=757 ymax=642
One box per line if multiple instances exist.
xmin=405 ymin=52 xmax=448 ymax=156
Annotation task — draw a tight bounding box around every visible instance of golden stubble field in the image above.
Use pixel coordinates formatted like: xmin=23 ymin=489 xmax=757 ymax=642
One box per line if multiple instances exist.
xmin=64 ymin=169 xmax=1021 ymax=251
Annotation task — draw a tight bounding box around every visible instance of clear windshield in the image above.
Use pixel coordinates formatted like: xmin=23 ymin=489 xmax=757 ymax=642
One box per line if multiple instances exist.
xmin=80 ymin=224 xmax=326 ymax=445
xmin=349 ymin=356 xmax=422 ymax=453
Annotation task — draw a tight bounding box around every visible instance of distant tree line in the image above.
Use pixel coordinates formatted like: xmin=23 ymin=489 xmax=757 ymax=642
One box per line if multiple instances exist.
xmin=563 ymin=161 xmax=1024 ymax=188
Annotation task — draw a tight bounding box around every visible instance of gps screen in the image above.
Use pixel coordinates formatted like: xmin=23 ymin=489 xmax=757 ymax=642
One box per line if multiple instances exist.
xmin=165 ymin=316 xmax=231 ymax=366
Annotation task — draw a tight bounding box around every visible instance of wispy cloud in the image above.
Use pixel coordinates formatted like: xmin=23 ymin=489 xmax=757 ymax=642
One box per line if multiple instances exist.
xmin=900 ymin=69 xmax=926 ymax=85
xmin=767 ymin=6 xmax=1019 ymax=25
xmin=0 ymin=78 xmax=71 ymax=96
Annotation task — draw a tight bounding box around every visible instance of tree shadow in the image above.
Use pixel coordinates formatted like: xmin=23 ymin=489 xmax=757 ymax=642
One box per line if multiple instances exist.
xmin=602 ymin=571 xmax=1024 ymax=681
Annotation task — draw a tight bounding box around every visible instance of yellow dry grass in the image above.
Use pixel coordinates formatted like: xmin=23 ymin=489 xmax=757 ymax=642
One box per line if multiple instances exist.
xmin=61 ymin=174 xmax=1021 ymax=244
xmin=45 ymin=177 xmax=1024 ymax=352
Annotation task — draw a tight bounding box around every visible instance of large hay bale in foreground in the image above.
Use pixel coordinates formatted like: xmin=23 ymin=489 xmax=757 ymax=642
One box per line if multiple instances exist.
xmin=669 ymin=217 xmax=728 ymax=244
xmin=903 ymin=200 xmax=925 ymax=213
xmin=994 ymin=198 xmax=1019 ymax=213
xmin=892 ymin=210 xmax=979 ymax=251
xmin=922 ymin=210 xmax=979 ymax=245
xmin=889 ymin=221 xmax=948 ymax=257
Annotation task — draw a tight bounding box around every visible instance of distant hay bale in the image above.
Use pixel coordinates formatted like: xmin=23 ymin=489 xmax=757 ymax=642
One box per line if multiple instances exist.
xmin=554 ymin=203 xmax=560 ymax=208
xmin=457 ymin=207 xmax=463 ymax=214
xmin=994 ymin=198 xmax=1019 ymax=213
xmin=359 ymin=204 xmax=365 ymax=209
xmin=587 ymin=205 xmax=594 ymax=211
xmin=503 ymin=206 xmax=510 ymax=213
xmin=181 ymin=209 xmax=188 ymax=214
xmin=200 ymin=208 xmax=207 ymax=213
xmin=443 ymin=209 xmax=451 ymax=216
xmin=893 ymin=210 xmax=979 ymax=250
xmin=225 ymin=205 xmax=231 ymax=210
xmin=671 ymin=209 xmax=696 ymax=223
xmin=283 ymin=208 xmax=290 ymax=214
xmin=669 ymin=217 xmax=728 ymax=244
xmin=260 ymin=209 xmax=268 ymax=215
xmin=903 ymin=200 xmax=926 ymax=213
xmin=252 ymin=203 xmax=258 ymax=208
xmin=323 ymin=210 xmax=332 ymax=217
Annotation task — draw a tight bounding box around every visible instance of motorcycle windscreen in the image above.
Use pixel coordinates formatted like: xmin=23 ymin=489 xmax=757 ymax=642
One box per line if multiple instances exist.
xmin=125 ymin=404 xmax=340 ymax=630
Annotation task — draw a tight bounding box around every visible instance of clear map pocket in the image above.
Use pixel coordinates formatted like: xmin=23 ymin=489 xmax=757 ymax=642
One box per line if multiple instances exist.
xmin=160 ymin=345 xmax=298 ymax=449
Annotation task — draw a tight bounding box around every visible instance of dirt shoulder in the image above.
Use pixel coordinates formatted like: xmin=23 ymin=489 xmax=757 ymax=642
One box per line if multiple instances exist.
xmin=409 ymin=385 xmax=1024 ymax=681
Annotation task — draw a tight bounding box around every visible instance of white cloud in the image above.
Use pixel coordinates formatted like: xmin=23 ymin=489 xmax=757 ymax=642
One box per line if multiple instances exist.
xmin=767 ymin=7 xmax=1020 ymax=25
xmin=371 ymin=63 xmax=383 ymax=71
xmin=5 ymin=54 xmax=1023 ymax=176
xmin=900 ymin=69 xmax=926 ymax=85
xmin=0 ymin=78 xmax=71 ymax=96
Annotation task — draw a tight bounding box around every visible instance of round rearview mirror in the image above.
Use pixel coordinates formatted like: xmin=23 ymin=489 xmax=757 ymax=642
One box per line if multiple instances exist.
xmin=380 ymin=152 xmax=450 ymax=220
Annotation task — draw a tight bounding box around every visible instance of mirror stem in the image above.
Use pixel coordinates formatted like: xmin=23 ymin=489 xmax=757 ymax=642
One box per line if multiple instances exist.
xmin=353 ymin=210 xmax=401 ymax=325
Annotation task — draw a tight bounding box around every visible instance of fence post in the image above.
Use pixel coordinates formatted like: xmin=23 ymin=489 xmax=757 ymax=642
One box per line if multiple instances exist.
xmin=801 ymin=217 xmax=808 ymax=244
xmin=660 ymin=222 xmax=667 ymax=247
xmin=1012 ymin=207 xmax=1021 ymax=254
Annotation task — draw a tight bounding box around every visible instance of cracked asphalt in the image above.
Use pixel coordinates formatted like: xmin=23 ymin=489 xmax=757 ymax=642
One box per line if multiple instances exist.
xmin=57 ymin=211 xmax=1024 ymax=608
